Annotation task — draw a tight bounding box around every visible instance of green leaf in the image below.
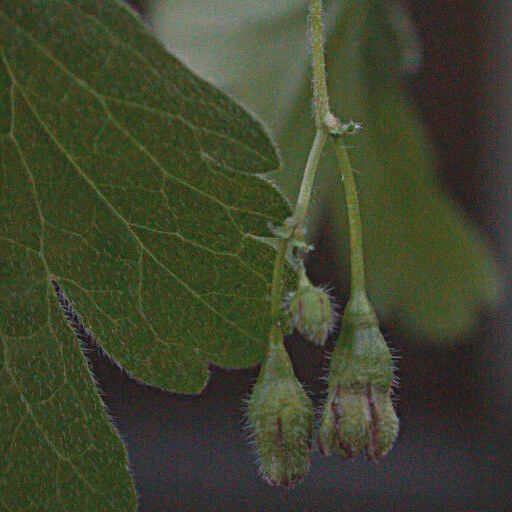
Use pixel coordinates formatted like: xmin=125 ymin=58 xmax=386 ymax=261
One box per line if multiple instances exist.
xmin=0 ymin=279 xmax=137 ymax=510
xmin=149 ymin=0 xmax=501 ymax=339
xmin=1 ymin=0 xmax=289 ymax=508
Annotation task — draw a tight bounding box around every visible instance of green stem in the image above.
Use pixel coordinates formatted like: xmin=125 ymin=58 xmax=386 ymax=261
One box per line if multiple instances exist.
xmin=309 ymin=0 xmax=368 ymax=298
xmin=309 ymin=0 xmax=331 ymax=127
xmin=270 ymin=239 xmax=288 ymax=327
xmin=292 ymin=129 xmax=327 ymax=229
xmin=268 ymin=129 xmax=326 ymax=343
xmin=266 ymin=0 xmax=338 ymax=343
xmin=333 ymin=138 xmax=366 ymax=296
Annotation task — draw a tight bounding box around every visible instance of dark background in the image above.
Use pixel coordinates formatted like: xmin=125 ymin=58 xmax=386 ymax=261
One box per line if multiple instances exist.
xmin=92 ymin=1 xmax=512 ymax=510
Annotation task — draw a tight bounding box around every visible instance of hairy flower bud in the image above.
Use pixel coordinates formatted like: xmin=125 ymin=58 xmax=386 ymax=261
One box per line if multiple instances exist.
xmin=247 ymin=327 xmax=314 ymax=487
xmin=287 ymin=268 xmax=335 ymax=346
xmin=318 ymin=293 xmax=399 ymax=459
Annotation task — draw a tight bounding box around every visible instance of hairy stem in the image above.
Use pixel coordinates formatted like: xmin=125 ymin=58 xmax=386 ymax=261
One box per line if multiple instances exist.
xmin=267 ymin=0 xmax=332 ymax=334
xmin=268 ymin=0 xmax=370 ymax=338
xmin=309 ymin=0 xmax=331 ymax=127
xmin=268 ymin=129 xmax=326 ymax=343
xmin=270 ymin=239 xmax=288 ymax=328
xmin=332 ymin=138 xmax=366 ymax=296
xmin=310 ymin=0 xmax=368 ymax=298
xmin=292 ymin=129 xmax=328 ymax=229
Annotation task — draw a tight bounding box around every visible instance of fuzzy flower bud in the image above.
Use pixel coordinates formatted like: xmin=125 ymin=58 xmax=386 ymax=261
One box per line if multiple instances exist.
xmin=318 ymin=293 xmax=399 ymax=460
xmin=287 ymin=267 xmax=335 ymax=346
xmin=247 ymin=327 xmax=314 ymax=487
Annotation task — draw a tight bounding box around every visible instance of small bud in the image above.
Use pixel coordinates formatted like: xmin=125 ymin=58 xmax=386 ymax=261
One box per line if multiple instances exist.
xmin=318 ymin=293 xmax=399 ymax=459
xmin=247 ymin=327 xmax=314 ymax=487
xmin=287 ymin=267 xmax=335 ymax=346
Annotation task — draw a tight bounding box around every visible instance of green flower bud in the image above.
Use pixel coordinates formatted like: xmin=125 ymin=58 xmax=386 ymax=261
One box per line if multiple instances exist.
xmin=247 ymin=327 xmax=314 ymax=487
xmin=287 ymin=267 xmax=335 ymax=346
xmin=318 ymin=293 xmax=399 ymax=460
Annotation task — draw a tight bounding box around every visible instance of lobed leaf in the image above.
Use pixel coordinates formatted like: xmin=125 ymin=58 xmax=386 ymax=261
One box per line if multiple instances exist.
xmin=1 ymin=0 xmax=290 ymax=509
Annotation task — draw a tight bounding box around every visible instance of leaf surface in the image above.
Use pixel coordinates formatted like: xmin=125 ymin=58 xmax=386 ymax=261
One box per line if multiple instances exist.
xmin=1 ymin=0 xmax=289 ymax=509
xmin=150 ymin=0 xmax=501 ymax=339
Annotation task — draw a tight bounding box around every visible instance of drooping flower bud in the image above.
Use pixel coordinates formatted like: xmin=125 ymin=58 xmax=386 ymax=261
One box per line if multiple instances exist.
xmin=287 ymin=266 xmax=335 ymax=346
xmin=247 ymin=326 xmax=314 ymax=487
xmin=318 ymin=293 xmax=399 ymax=460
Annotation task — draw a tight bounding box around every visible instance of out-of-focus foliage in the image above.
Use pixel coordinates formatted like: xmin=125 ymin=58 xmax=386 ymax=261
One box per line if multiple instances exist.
xmin=149 ymin=0 xmax=501 ymax=340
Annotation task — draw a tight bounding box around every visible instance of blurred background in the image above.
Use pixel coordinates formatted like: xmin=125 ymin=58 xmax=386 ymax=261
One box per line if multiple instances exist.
xmin=92 ymin=1 xmax=511 ymax=510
